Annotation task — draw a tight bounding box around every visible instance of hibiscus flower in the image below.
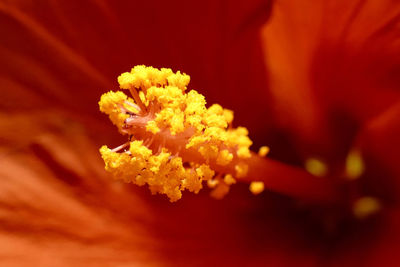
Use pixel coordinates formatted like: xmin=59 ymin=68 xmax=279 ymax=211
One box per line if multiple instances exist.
xmin=0 ymin=0 xmax=399 ymax=266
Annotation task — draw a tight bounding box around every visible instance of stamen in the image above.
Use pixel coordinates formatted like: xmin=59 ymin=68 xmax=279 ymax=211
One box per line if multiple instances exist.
xmin=99 ymin=65 xmax=339 ymax=203
xmin=124 ymin=100 xmax=141 ymax=113
xmin=128 ymin=87 xmax=147 ymax=114
xmin=143 ymin=135 xmax=154 ymax=148
xmin=111 ymin=142 xmax=130 ymax=152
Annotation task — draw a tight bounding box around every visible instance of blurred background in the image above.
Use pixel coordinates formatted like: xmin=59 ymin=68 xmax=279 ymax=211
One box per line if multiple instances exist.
xmin=0 ymin=0 xmax=399 ymax=266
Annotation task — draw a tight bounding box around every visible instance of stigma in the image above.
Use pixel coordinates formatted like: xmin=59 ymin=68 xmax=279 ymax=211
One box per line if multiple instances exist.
xmin=99 ymin=65 xmax=263 ymax=202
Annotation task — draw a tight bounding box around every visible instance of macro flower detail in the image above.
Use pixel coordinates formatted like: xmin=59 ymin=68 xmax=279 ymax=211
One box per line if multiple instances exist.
xmin=2 ymin=0 xmax=400 ymax=266
xmin=99 ymin=65 xmax=258 ymax=201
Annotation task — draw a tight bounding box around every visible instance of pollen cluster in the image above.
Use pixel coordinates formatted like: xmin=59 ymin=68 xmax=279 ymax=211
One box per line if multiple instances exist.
xmin=100 ymin=142 xmax=214 ymax=202
xmin=99 ymin=65 xmax=262 ymax=201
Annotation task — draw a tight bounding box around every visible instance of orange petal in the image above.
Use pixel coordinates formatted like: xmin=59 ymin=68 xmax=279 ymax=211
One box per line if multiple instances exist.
xmin=261 ymin=0 xmax=400 ymax=157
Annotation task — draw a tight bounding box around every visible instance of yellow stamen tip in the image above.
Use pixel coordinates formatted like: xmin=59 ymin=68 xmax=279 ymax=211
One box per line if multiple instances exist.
xmin=249 ymin=181 xmax=264 ymax=195
xmin=258 ymin=146 xmax=270 ymax=157
xmin=223 ymin=174 xmax=236 ymax=185
xmin=353 ymin=196 xmax=381 ymax=219
xmin=346 ymin=150 xmax=365 ymax=180
xmin=305 ymin=158 xmax=328 ymax=177
xmin=216 ymin=149 xmax=233 ymax=166
xmin=207 ymin=179 xmax=219 ymax=189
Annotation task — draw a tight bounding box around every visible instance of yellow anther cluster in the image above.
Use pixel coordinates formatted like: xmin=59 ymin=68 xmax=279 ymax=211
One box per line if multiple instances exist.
xmin=99 ymin=91 xmax=137 ymax=133
xmin=117 ymin=67 xmax=252 ymax=163
xmin=118 ymin=65 xmax=190 ymax=91
xmin=100 ymin=141 xmax=214 ymax=202
xmin=186 ymin=125 xmax=252 ymax=163
xmin=99 ymin=65 xmax=261 ymax=201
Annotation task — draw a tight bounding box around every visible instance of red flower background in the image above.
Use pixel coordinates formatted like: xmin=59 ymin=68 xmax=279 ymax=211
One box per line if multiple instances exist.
xmin=0 ymin=0 xmax=399 ymax=266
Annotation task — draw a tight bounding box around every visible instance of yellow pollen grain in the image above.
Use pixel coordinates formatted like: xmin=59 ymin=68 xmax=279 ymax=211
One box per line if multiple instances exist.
xmin=223 ymin=109 xmax=234 ymax=124
xmin=223 ymin=174 xmax=236 ymax=185
xmin=305 ymin=158 xmax=328 ymax=177
xmin=249 ymin=181 xmax=264 ymax=195
xmin=258 ymin=146 xmax=270 ymax=157
xmin=216 ymin=149 xmax=233 ymax=166
xmin=196 ymin=164 xmax=215 ymax=180
xmin=207 ymin=179 xmax=219 ymax=188
xmin=146 ymin=120 xmax=160 ymax=134
xmin=353 ymin=196 xmax=381 ymax=219
xmin=346 ymin=150 xmax=365 ymax=180
xmin=235 ymin=163 xmax=248 ymax=178
xmin=98 ymin=91 xmax=130 ymax=132
xmin=237 ymin=147 xmax=251 ymax=159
